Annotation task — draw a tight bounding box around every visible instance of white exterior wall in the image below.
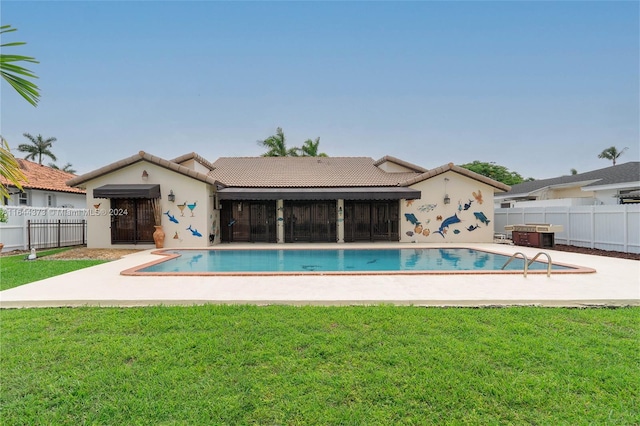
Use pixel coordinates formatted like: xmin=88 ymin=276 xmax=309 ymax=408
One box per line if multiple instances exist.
xmin=401 ymin=171 xmax=496 ymax=243
xmin=83 ymin=162 xmax=214 ymax=249
xmin=4 ymin=189 xmax=85 ymax=208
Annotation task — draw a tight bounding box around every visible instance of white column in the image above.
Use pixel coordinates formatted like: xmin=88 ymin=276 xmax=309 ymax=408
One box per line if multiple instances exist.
xmin=337 ymin=199 xmax=344 ymax=243
xmin=277 ymin=199 xmax=284 ymax=243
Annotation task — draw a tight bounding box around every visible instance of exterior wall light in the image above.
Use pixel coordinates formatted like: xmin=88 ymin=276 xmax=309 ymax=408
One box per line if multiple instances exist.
xmin=142 ymin=170 xmax=149 ymax=180
xmin=168 ymin=190 xmax=175 ymax=203
xmin=444 ymin=177 xmax=450 ymax=204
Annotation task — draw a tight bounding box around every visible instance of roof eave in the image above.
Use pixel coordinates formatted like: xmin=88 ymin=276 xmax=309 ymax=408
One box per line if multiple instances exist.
xmin=66 ymin=151 xmax=218 ymax=188
xmin=399 ymin=163 xmax=511 ymax=192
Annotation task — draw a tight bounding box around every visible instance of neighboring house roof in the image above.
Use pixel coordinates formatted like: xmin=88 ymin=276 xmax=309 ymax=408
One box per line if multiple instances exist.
xmin=66 ymin=151 xmax=218 ymax=188
xmin=497 ymin=161 xmax=640 ymax=199
xmin=399 ymin=163 xmax=511 ymax=192
xmin=209 ymin=157 xmax=422 ymax=188
xmin=1 ymin=158 xmax=85 ymax=194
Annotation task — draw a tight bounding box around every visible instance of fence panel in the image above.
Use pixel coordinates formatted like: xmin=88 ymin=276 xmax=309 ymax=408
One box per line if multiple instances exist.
xmin=495 ymin=204 xmax=640 ymax=254
xmin=0 ymin=206 xmax=88 ymax=252
xmin=27 ymin=220 xmax=86 ymax=250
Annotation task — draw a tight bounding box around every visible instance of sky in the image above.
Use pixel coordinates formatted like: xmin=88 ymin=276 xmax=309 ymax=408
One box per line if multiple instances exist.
xmin=1 ymin=1 xmax=638 ymax=180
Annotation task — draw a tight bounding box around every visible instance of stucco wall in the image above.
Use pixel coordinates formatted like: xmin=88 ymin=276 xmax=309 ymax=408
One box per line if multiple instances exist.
xmin=83 ymin=161 xmax=214 ymax=249
xmin=5 ymin=189 xmax=85 ymax=208
xmin=401 ymin=171 xmax=496 ymax=243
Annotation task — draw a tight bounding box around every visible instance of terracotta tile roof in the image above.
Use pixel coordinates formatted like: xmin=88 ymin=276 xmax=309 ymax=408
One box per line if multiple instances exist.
xmin=372 ymin=155 xmax=429 ymax=173
xmin=67 ymin=151 xmax=218 ymax=188
xmin=171 ymin=152 xmax=216 ymax=171
xmin=0 ymin=158 xmax=85 ymax=194
xmin=209 ymin=157 xmax=423 ymax=188
xmin=399 ymin=162 xmax=511 ymax=192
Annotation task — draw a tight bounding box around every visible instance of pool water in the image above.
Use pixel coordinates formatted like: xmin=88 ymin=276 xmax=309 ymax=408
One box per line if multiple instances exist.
xmin=138 ymin=248 xmax=574 ymax=274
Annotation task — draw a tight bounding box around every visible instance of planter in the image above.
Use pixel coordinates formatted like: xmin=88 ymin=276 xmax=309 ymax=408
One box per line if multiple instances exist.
xmin=153 ymin=226 xmax=165 ymax=249
xmin=0 ymin=242 xmax=4 ymax=253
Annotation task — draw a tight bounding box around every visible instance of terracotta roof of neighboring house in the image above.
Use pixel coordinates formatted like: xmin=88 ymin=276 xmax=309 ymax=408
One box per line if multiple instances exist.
xmin=209 ymin=157 xmax=422 ymax=188
xmin=399 ymin=163 xmax=511 ymax=192
xmin=171 ymin=152 xmax=216 ymax=171
xmin=0 ymin=158 xmax=85 ymax=194
xmin=498 ymin=161 xmax=640 ymax=199
xmin=67 ymin=151 xmax=218 ymax=188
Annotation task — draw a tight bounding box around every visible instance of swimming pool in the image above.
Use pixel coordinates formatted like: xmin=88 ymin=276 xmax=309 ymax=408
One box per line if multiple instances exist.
xmin=124 ymin=248 xmax=591 ymax=276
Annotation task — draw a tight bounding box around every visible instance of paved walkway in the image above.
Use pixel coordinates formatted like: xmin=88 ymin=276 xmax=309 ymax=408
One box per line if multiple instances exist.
xmin=1 ymin=243 xmax=638 ymax=308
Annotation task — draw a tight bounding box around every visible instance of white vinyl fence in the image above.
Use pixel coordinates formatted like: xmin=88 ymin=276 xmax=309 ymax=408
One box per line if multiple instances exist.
xmin=0 ymin=206 xmax=89 ymax=252
xmin=495 ymin=205 xmax=640 ymax=254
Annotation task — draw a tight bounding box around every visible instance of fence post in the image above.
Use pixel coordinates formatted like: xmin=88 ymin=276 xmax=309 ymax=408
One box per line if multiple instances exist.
xmin=82 ymin=219 xmax=86 ymax=246
xmin=27 ymin=220 xmax=31 ymax=250
xmin=57 ymin=219 xmax=61 ymax=248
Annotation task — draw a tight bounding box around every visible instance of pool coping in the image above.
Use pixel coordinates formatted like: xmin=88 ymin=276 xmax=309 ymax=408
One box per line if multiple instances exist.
xmin=120 ymin=246 xmax=597 ymax=276
xmin=1 ymin=243 xmax=637 ymax=309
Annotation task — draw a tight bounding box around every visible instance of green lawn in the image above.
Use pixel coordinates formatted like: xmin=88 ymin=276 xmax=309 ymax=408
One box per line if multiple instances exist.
xmin=0 ymin=248 xmax=106 ymax=291
xmin=1 ymin=305 xmax=638 ymax=425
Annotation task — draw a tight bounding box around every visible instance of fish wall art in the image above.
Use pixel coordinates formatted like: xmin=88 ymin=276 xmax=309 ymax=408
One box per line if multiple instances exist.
xmin=187 ymin=225 xmax=203 ymax=237
xmin=435 ymin=214 xmax=461 ymax=238
xmin=164 ymin=210 xmax=179 ymax=224
xmin=473 ymin=212 xmax=490 ymax=225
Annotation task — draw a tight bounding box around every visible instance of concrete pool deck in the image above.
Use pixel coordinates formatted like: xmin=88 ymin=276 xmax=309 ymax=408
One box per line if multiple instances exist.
xmin=1 ymin=243 xmax=638 ymax=308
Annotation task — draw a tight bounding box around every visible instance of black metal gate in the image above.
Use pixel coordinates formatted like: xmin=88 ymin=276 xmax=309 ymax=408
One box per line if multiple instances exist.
xmin=344 ymin=201 xmax=399 ymax=242
xmin=221 ymin=201 xmax=276 ymax=243
xmin=250 ymin=202 xmax=277 ymax=242
xmin=284 ymin=201 xmax=336 ymax=242
xmin=110 ymin=198 xmax=155 ymax=244
xmin=27 ymin=220 xmax=86 ymax=249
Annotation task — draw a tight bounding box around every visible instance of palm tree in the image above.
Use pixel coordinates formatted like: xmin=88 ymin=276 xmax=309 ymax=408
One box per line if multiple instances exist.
xmin=18 ymin=133 xmax=57 ymax=164
xmin=258 ymin=127 xmax=299 ymax=157
xmin=598 ymin=146 xmax=628 ymax=166
xmin=0 ymin=136 xmax=26 ymax=199
xmin=1 ymin=25 xmax=40 ymax=107
xmin=0 ymin=25 xmax=39 ymax=200
xmin=300 ymin=137 xmax=327 ymax=157
xmin=48 ymin=162 xmax=76 ymax=174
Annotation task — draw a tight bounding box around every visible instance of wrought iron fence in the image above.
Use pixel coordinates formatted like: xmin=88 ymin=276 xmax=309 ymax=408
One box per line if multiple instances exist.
xmin=27 ymin=219 xmax=87 ymax=250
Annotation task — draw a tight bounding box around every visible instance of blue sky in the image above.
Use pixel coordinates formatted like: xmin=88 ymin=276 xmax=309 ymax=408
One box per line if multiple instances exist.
xmin=2 ymin=1 xmax=638 ymax=179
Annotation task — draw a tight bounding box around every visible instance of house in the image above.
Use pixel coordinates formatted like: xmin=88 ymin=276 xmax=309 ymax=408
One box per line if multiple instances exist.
xmin=495 ymin=162 xmax=640 ymax=208
xmin=1 ymin=158 xmax=86 ymax=208
xmin=66 ymin=151 xmax=510 ymax=249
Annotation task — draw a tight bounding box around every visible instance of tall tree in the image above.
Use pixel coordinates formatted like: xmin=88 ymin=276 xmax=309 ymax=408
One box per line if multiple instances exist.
xmin=0 ymin=25 xmax=38 ymax=199
xmin=48 ymin=162 xmax=76 ymax=174
xmin=258 ymin=127 xmax=299 ymax=157
xmin=300 ymin=137 xmax=327 ymax=157
xmin=460 ymin=161 xmax=530 ymax=186
xmin=598 ymin=146 xmax=628 ymax=166
xmin=18 ymin=133 xmax=57 ymax=164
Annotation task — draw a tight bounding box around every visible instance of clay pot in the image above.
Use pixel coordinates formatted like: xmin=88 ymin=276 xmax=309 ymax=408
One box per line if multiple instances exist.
xmin=153 ymin=226 xmax=165 ymax=248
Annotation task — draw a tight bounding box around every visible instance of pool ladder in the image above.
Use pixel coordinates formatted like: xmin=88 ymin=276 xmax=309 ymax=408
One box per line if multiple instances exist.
xmin=501 ymin=251 xmax=553 ymax=277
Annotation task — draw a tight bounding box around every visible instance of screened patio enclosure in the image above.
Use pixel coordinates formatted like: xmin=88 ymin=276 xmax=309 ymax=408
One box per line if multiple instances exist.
xmin=216 ymin=186 xmax=419 ymax=243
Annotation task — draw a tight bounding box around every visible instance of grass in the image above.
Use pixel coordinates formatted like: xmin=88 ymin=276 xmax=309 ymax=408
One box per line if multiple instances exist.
xmin=0 ymin=248 xmax=106 ymax=291
xmin=1 ymin=305 xmax=638 ymax=425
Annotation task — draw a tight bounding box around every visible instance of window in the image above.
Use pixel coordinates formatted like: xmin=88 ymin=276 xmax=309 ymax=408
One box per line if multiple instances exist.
xmin=47 ymin=194 xmax=56 ymax=207
xmin=18 ymin=192 xmax=28 ymax=205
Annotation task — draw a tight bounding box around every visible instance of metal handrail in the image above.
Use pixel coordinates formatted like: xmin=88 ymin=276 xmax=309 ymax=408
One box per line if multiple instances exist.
xmin=529 ymin=252 xmax=553 ymax=277
xmin=501 ymin=252 xmax=529 ymax=277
